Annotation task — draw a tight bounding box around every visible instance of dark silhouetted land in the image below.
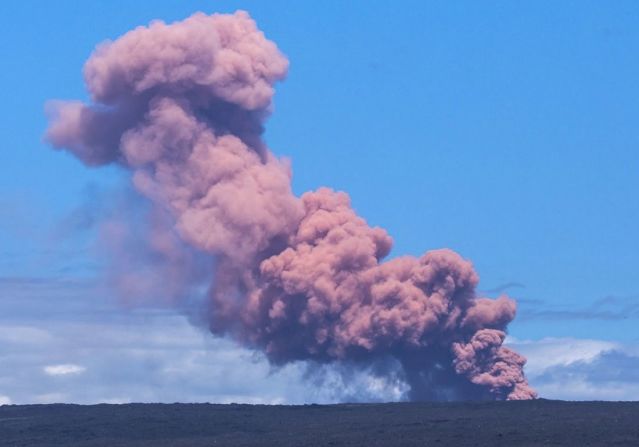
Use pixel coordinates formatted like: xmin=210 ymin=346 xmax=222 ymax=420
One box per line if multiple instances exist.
xmin=1 ymin=400 xmax=638 ymax=446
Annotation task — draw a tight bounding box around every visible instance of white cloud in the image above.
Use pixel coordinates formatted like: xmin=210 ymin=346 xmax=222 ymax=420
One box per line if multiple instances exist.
xmin=506 ymin=336 xmax=639 ymax=400
xmin=98 ymin=397 xmax=132 ymax=405
xmin=506 ymin=336 xmax=618 ymax=376
xmin=44 ymin=364 xmax=86 ymax=376
xmin=0 ymin=395 xmax=11 ymax=405
xmin=534 ymin=379 xmax=639 ymax=401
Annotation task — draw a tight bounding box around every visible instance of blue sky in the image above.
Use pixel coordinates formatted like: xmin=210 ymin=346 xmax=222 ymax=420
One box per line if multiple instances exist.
xmin=0 ymin=1 xmax=638 ymax=403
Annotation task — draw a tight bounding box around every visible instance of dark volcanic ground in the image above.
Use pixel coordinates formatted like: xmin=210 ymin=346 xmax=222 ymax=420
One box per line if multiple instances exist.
xmin=0 ymin=400 xmax=638 ymax=446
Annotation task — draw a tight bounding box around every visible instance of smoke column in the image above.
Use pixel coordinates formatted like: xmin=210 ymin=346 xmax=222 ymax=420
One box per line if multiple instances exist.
xmin=46 ymin=11 xmax=536 ymax=401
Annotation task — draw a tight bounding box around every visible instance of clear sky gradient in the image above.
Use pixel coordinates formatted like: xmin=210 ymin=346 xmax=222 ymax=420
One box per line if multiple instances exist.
xmin=0 ymin=1 xmax=638 ymax=403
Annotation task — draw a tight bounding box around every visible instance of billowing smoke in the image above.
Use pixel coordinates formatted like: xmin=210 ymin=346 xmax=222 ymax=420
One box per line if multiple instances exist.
xmin=46 ymin=11 xmax=536 ymax=401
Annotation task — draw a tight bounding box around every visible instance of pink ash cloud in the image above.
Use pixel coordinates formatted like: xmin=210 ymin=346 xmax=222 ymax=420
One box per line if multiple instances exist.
xmin=46 ymin=11 xmax=536 ymax=401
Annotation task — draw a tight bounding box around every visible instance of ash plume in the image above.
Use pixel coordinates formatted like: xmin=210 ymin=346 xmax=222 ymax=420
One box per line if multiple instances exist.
xmin=45 ymin=11 xmax=536 ymax=401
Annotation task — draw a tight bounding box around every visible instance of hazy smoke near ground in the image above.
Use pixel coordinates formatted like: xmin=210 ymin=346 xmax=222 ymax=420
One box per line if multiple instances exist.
xmin=46 ymin=11 xmax=536 ymax=401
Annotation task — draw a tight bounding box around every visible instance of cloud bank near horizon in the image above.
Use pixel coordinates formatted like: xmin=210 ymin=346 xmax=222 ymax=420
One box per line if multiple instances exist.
xmin=0 ymin=275 xmax=636 ymax=405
